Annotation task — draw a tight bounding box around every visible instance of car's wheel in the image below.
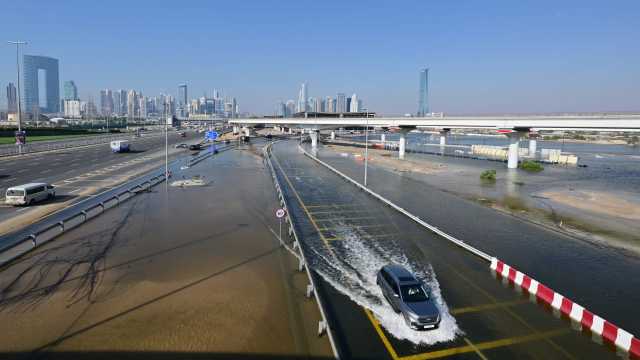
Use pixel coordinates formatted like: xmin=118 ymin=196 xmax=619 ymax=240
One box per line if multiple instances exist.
xmin=29 ymin=199 xmax=35 ymax=205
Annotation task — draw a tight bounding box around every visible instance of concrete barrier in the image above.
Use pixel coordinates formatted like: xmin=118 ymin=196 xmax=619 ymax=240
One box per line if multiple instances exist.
xmin=491 ymin=258 xmax=639 ymax=357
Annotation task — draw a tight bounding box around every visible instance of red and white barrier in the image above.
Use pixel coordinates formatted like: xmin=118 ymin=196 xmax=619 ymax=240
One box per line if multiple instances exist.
xmin=490 ymin=258 xmax=640 ymax=357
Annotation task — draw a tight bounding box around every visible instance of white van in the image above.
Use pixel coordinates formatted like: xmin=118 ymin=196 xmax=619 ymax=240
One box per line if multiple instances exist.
xmin=110 ymin=140 xmax=130 ymax=153
xmin=5 ymin=183 xmax=56 ymax=206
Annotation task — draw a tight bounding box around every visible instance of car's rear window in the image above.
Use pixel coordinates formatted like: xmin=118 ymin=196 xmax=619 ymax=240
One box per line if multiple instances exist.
xmin=398 ymin=276 xmax=415 ymax=282
xmin=401 ymin=285 xmax=429 ymax=302
xmin=6 ymin=189 xmax=25 ymax=197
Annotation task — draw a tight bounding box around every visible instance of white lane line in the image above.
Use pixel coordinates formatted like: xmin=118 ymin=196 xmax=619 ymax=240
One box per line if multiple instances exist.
xmin=68 ymin=188 xmax=83 ymax=194
xmin=41 ymin=170 xmax=52 ymax=174
xmin=16 ymin=207 xmax=30 ymax=213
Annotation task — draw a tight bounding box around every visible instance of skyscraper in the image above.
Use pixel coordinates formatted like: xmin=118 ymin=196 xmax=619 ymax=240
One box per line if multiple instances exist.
xmin=325 ymin=96 xmax=334 ymax=113
xmin=297 ymin=82 xmax=308 ymax=113
xmin=177 ymin=84 xmax=187 ymax=117
xmin=6 ymin=83 xmax=17 ymax=113
xmin=113 ymin=91 xmax=121 ymax=116
xmin=285 ymin=100 xmax=296 ymax=117
xmin=100 ymin=89 xmax=114 ymax=115
xmin=63 ymin=81 xmax=78 ymax=100
xmin=349 ymin=93 xmax=359 ymax=112
xmin=127 ymin=90 xmax=138 ymax=118
xmin=336 ymin=93 xmax=346 ymax=113
xmin=418 ymin=68 xmax=429 ymax=117
xmin=118 ymin=89 xmax=127 ymax=115
xmin=346 ymin=97 xmax=351 ymax=113
xmin=23 ymin=55 xmax=60 ymax=113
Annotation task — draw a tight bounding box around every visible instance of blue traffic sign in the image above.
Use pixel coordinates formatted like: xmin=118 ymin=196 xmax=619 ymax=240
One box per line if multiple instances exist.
xmin=205 ymin=131 xmax=218 ymax=140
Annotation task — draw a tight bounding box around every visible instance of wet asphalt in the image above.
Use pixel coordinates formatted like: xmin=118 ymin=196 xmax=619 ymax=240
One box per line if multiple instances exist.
xmin=270 ymin=139 xmax=625 ymax=359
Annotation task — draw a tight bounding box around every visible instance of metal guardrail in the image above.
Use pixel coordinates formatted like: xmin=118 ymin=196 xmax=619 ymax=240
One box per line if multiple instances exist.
xmin=263 ymin=142 xmax=341 ymax=359
xmin=298 ymin=144 xmax=493 ymax=262
xmin=0 ymin=131 xmax=164 ymax=157
xmin=0 ymin=172 xmax=167 ymax=267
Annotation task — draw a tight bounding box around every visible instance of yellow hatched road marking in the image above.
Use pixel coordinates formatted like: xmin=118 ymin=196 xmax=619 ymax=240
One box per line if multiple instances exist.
xmin=364 ymin=309 xmax=400 ymax=360
xmin=398 ymin=328 xmax=570 ymax=360
xmin=450 ymin=299 xmax=529 ymax=315
xmin=271 ymin=151 xmax=334 ymax=253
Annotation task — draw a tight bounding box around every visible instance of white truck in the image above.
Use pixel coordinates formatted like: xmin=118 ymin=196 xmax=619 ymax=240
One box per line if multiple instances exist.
xmin=110 ymin=140 xmax=131 ymax=153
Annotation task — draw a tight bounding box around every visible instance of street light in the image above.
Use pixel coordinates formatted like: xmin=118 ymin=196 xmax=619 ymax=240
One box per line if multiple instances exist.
xmin=8 ymin=40 xmax=27 ymax=154
xmin=363 ymin=108 xmax=369 ymax=187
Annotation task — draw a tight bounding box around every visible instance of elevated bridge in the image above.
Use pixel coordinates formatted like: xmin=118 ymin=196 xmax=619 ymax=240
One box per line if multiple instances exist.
xmin=230 ymin=114 xmax=640 ymax=168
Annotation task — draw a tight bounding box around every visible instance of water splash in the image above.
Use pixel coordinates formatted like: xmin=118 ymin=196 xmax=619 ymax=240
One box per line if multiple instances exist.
xmin=308 ymin=225 xmax=462 ymax=345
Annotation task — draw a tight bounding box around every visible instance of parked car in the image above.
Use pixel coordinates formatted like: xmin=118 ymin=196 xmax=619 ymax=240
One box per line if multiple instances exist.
xmin=5 ymin=183 xmax=55 ymax=206
xmin=376 ymin=264 xmax=441 ymax=330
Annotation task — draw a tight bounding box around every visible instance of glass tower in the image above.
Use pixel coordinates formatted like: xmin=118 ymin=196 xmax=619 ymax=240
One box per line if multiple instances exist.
xmin=23 ymin=55 xmax=60 ymax=113
xmin=63 ymin=81 xmax=78 ymax=100
xmin=418 ymin=68 xmax=429 ymax=117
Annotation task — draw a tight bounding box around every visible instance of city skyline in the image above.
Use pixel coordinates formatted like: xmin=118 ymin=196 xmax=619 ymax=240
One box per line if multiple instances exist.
xmin=1 ymin=1 xmax=640 ymax=115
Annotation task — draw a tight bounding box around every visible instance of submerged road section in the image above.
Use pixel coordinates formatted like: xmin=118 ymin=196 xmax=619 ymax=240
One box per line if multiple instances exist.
xmin=270 ymin=139 xmax=622 ymax=359
xmin=0 ymin=139 xmax=332 ymax=359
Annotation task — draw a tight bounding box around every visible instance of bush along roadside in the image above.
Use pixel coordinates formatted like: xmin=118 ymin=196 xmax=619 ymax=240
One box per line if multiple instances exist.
xmin=520 ymin=160 xmax=544 ymax=172
xmin=480 ymin=169 xmax=497 ymax=181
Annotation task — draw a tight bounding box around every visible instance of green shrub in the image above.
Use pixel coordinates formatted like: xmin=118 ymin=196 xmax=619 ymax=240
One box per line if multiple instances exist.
xmin=520 ymin=160 xmax=544 ymax=172
xmin=480 ymin=169 xmax=496 ymax=181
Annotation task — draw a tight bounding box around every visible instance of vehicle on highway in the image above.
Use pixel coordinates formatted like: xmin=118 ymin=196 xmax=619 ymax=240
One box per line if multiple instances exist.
xmin=179 ymin=131 xmax=187 ymax=137
xmin=110 ymin=140 xmax=131 ymax=153
xmin=5 ymin=183 xmax=56 ymax=206
xmin=189 ymin=144 xmax=202 ymax=151
xmin=240 ymin=135 xmax=250 ymax=143
xmin=175 ymin=143 xmax=188 ymax=148
xmin=376 ymin=264 xmax=441 ymax=330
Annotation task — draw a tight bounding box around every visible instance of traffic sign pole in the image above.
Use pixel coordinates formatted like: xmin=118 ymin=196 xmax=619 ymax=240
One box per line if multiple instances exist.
xmin=275 ymin=208 xmax=286 ymax=242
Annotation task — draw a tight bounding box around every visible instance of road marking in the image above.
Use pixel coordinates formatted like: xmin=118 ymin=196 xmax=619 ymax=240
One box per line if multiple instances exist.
xmin=364 ymin=309 xmax=400 ymax=360
xmin=68 ymin=188 xmax=82 ymax=194
xmin=463 ymin=338 xmax=488 ymax=360
xmin=40 ymin=169 xmax=52 ymax=174
xmin=449 ymin=299 xmax=529 ymax=315
xmin=398 ymin=328 xmax=570 ymax=360
xmin=271 ymin=151 xmax=334 ymax=252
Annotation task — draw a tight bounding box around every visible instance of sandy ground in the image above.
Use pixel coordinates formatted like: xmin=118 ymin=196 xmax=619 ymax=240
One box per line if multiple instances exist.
xmin=326 ymin=144 xmax=447 ymax=175
xmin=0 ymin=143 xmax=332 ymax=358
xmin=540 ymin=190 xmax=640 ymax=221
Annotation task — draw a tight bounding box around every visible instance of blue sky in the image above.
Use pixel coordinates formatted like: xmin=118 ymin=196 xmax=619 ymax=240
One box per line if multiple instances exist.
xmin=1 ymin=0 xmax=639 ymax=115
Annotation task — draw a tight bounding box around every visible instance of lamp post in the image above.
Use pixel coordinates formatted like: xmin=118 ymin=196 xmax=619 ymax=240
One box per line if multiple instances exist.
xmin=363 ymin=108 xmax=369 ymax=187
xmin=8 ymin=41 xmax=27 ymax=154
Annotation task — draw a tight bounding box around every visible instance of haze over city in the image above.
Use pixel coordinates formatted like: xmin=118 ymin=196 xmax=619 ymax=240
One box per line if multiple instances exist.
xmin=1 ymin=0 xmax=639 ymax=115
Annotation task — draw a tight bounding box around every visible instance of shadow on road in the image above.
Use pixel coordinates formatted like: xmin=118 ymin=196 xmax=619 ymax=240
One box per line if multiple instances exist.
xmin=0 ymin=351 xmax=334 ymax=360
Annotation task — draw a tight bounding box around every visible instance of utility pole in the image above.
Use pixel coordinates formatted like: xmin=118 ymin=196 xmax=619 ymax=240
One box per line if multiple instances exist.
xmin=8 ymin=41 xmax=27 ymax=154
xmin=363 ymin=108 xmax=369 ymax=187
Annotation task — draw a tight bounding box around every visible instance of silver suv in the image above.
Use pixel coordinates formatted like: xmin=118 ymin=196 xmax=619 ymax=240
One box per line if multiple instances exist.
xmin=376 ymin=264 xmax=441 ymax=330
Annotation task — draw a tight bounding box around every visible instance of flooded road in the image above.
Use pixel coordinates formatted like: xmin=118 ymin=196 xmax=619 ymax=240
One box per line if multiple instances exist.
xmin=0 ymin=140 xmax=332 ymax=359
xmin=270 ymin=139 xmax=625 ymax=359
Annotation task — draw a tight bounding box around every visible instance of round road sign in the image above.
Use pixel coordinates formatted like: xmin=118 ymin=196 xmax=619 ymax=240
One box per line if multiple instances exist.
xmin=275 ymin=208 xmax=286 ymax=218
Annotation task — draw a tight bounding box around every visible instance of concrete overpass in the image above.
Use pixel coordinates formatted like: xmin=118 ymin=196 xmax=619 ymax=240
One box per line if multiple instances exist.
xmin=230 ymin=114 xmax=640 ymax=168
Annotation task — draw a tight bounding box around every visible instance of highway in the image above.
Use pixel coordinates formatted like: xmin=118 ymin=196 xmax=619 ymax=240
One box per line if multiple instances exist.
xmin=0 ymin=135 xmax=635 ymax=359
xmin=269 ymin=139 xmax=625 ymax=359
xmin=0 ymin=138 xmax=332 ymax=359
xmin=0 ymin=130 xmax=202 ymax=236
